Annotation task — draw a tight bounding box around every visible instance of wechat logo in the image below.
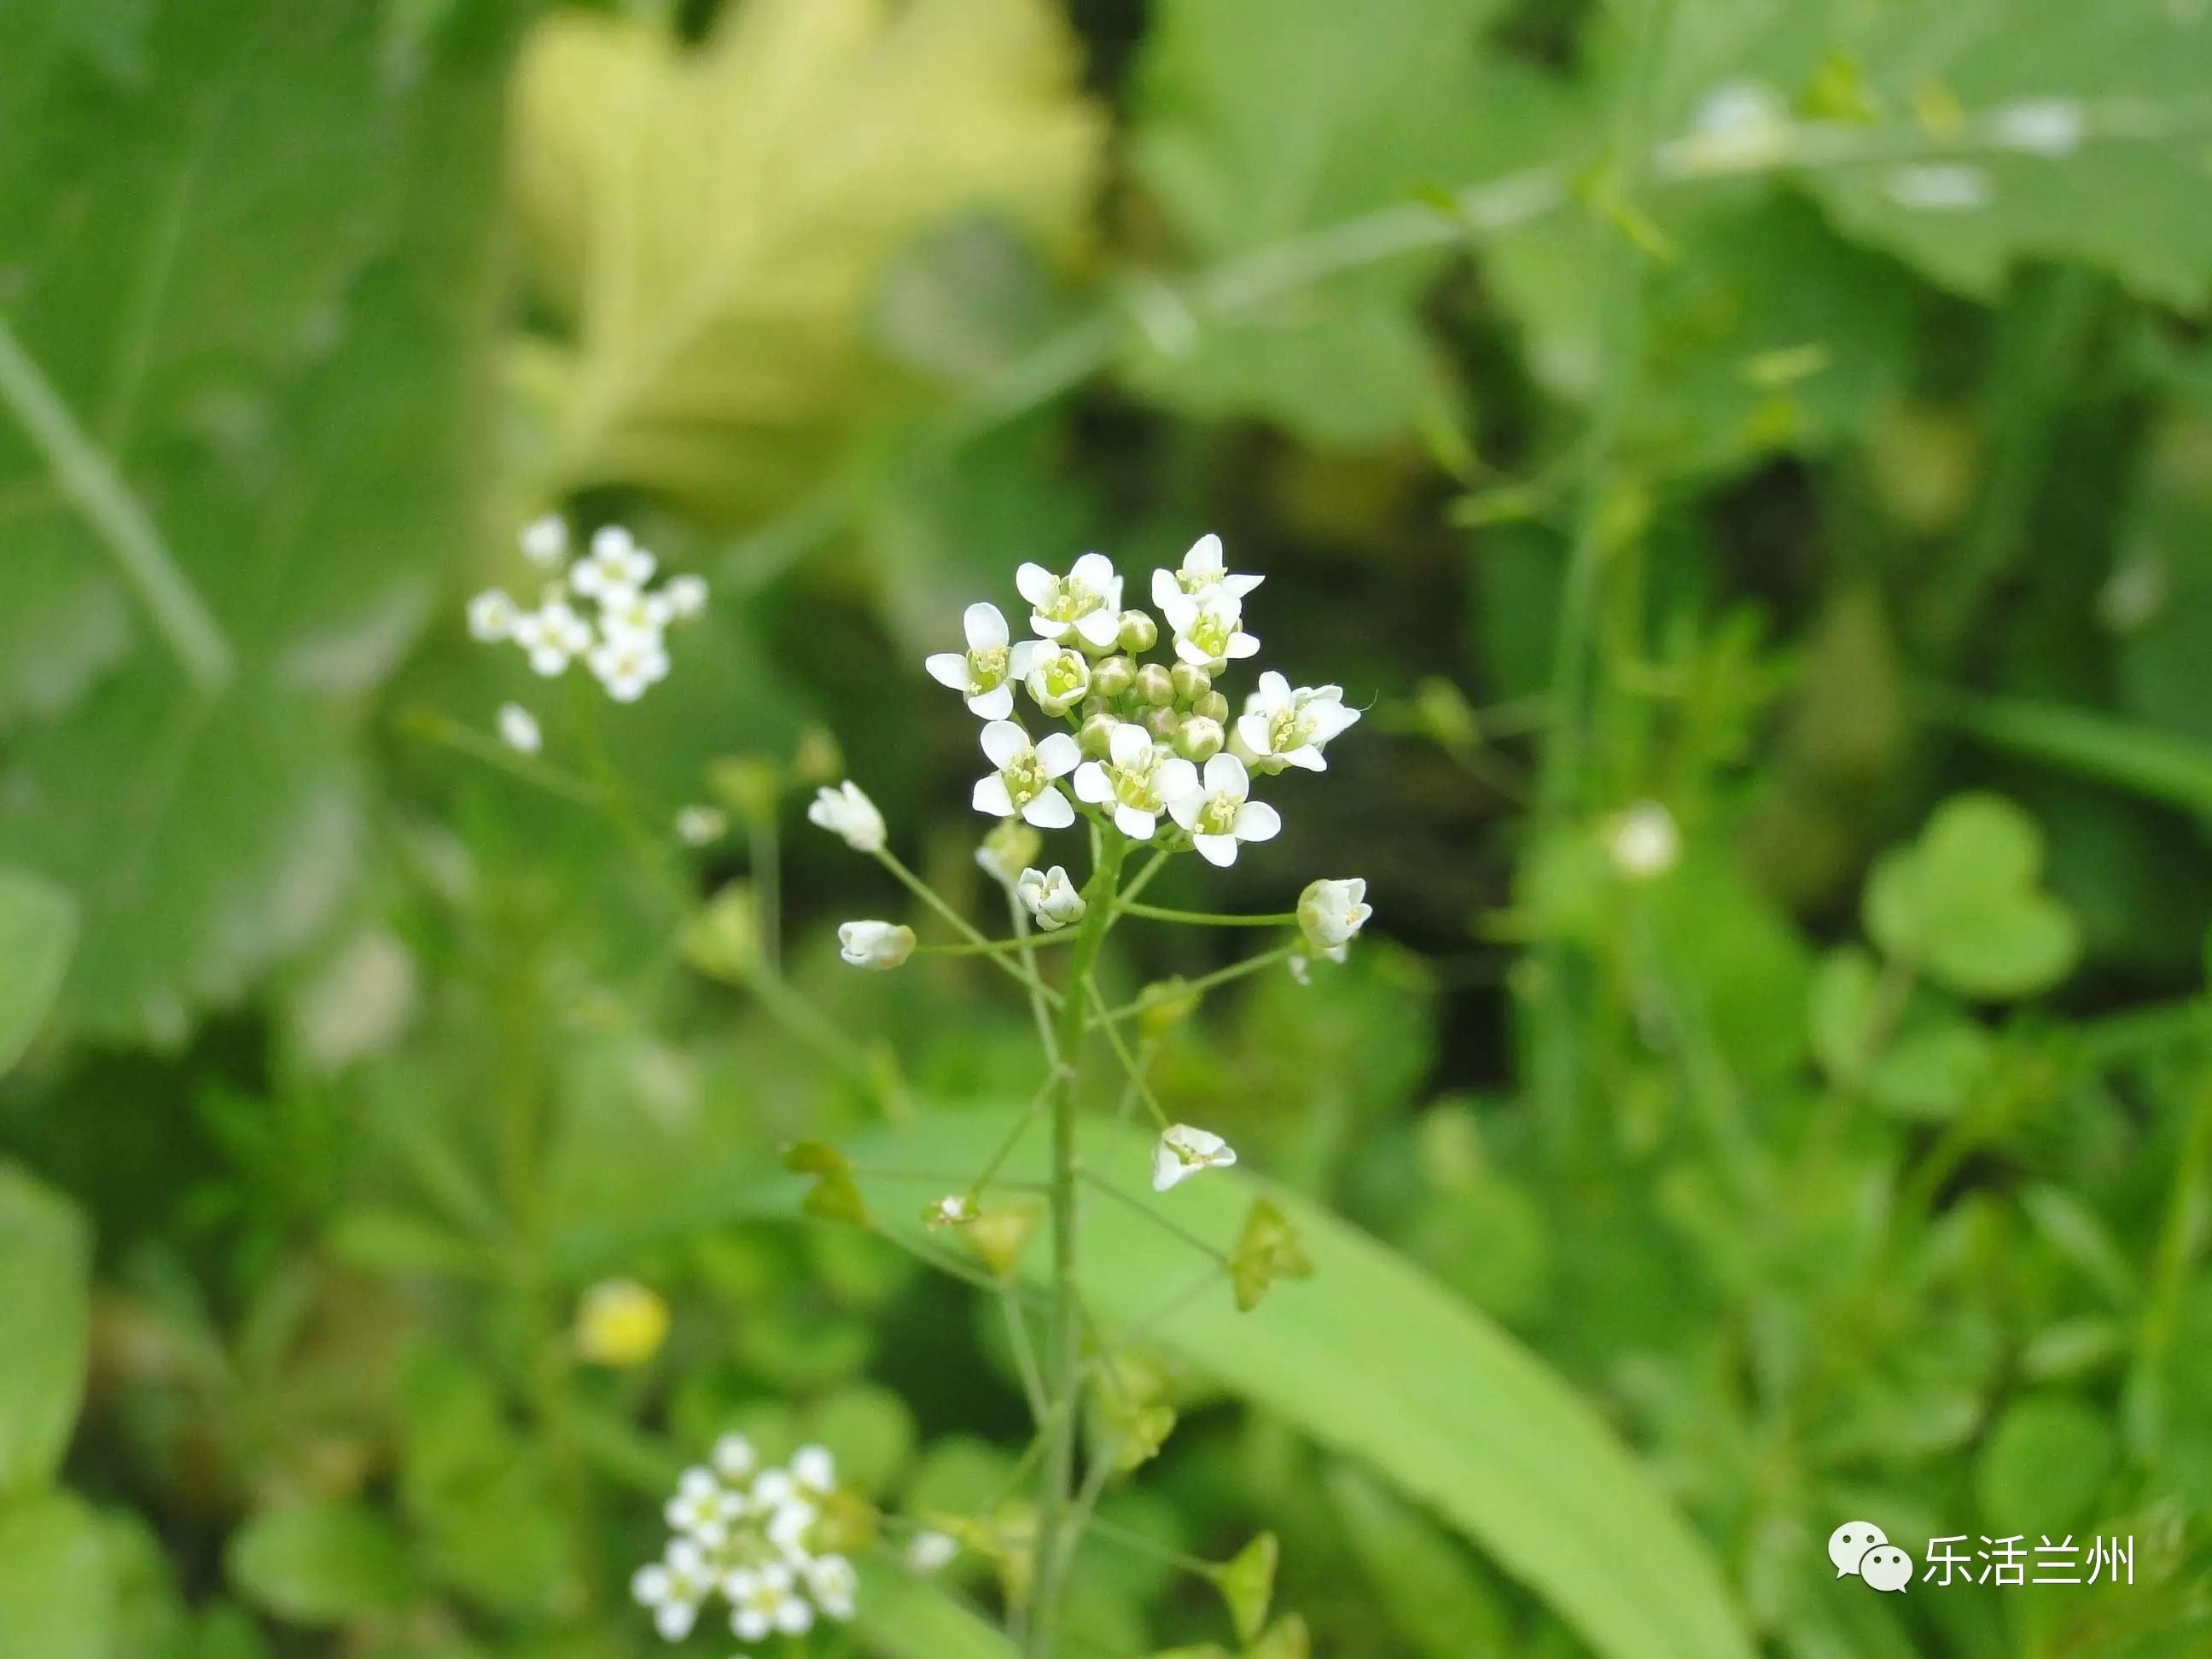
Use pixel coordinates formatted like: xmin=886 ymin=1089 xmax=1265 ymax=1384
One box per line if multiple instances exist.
xmin=1830 ymin=1522 xmax=1911 ymax=1593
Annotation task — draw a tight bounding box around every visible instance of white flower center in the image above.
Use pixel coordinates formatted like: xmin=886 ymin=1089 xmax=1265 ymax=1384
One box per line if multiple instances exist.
xmin=1043 ymin=576 xmax=1106 ymax=624
xmin=1187 ymin=609 xmax=1234 ymax=657
xmin=1110 ymin=752 xmax=1169 ymax=812
xmin=1267 ymin=702 xmax=1315 ymax=753
xmin=1036 ymin=653 xmax=1086 ymax=698
xmin=1000 ymin=751 xmax=1048 ymax=807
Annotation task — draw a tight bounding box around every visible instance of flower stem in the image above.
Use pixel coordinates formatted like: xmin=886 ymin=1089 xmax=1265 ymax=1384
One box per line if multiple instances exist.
xmin=873 ymin=848 xmax=1062 ymax=1005
xmin=1028 ymin=828 xmax=1128 ymax=1656
xmin=1113 ymin=899 xmax=1296 ymax=928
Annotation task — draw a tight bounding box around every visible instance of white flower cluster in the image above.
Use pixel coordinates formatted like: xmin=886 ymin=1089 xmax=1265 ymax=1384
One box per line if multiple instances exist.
xmin=632 ymin=1436 xmax=858 ymax=1644
xmin=469 ymin=516 xmax=707 ymax=702
xmin=930 ymin=536 xmax=1358 ymax=867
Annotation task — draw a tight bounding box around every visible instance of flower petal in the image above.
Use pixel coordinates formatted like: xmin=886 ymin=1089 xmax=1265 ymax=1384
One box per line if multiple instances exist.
xmin=1108 ymin=721 xmax=1150 ymax=767
xmin=1015 ymin=563 xmax=1056 ymax=606
xmin=924 ymin=652 xmax=969 ymax=690
xmin=1114 ymin=806 xmax=1157 ymax=841
xmin=1072 ymin=761 xmax=1111 ymax=804
xmin=1254 ymin=670 xmax=1291 ymax=708
xmin=1033 ymin=731 xmax=1081 ymax=777
xmin=1202 ymin=752 xmax=1248 ymax=797
xmin=964 ymin=602 xmax=1009 ymax=649
xmin=1150 ymin=568 xmax=1179 ymax=610
xmin=1193 ymin=833 xmax=1238 ymax=867
xmin=1070 ymin=551 xmax=1116 ymax=590
xmin=1022 ymin=789 xmax=1075 ymax=830
xmin=1235 ymin=713 xmax=1272 ymax=754
xmin=969 ymin=683 xmax=1016 ymax=721
xmin=1236 ymin=800 xmax=1282 ymax=842
xmin=1154 ymin=757 xmax=1199 ymax=801
xmin=1184 ymin=533 xmax=1224 ymax=577
xmin=980 ymin=719 xmax=1030 ymax=769
xmin=973 ymin=775 xmax=1015 ymax=818
xmin=1166 ymin=790 xmax=1203 ymax=831
xmin=1225 ymin=632 xmax=1260 ymax=658
xmin=1285 ymin=746 xmax=1327 ymax=771
xmin=1222 ymin=572 xmax=1263 ymax=598
xmin=1075 ymin=608 xmax=1121 ymax=649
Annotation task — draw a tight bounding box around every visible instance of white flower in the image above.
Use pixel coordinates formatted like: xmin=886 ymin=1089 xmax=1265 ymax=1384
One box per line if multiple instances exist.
xmin=1236 ymin=671 xmax=1360 ymax=773
xmin=1071 ymin=722 xmax=1199 ymax=841
xmin=1297 ymin=878 xmax=1371 ymax=962
xmin=925 ymin=602 xmax=1027 ymax=720
xmin=790 ymin=1445 xmax=836 ymax=1498
xmin=765 ymin=1493 xmax=819 ymax=1557
xmin=512 ymin=600 xmax=593 ymax=676
xmin=1150 ymin=532 xmax=1260 ymax=609
xmin=587 ymin=631 xmax=672 ymax=702
xmin=727 ymin=1563 xmax=813 ymax=1642
xmin=1016 ymin=864 xmax=1086 ymax=931
xmin=973 ymin=720 xmax=1080 ymax=830
xmin=676 ymin=805 xmax=728 ymax=846
xmin=1672 ymin=80 xmax=1792 ymax=172
xmin=1606 ymin=800 xmax=1679 ymax=880
xmin=632 ymin=1537 xmax=714 ymax=1642
xmin=520 ymin=514 xmax=569 ymax=568
xmin=664 ymin=572 xmax=709 ymax=619
xmin=598 ymin=585 xmax=674 ymax=643
xmin=838 ymin=920 xmax=916 ymax=969
xmin=1022 ymin=645 xmax=1091 ymax=716
xmin=572 ymin=525 xmax=656 ymax=597
xmin=712 ymin=1433 xmax=759 ymax=1485
xmin=805 ymin=1553 xmax=859 ymax=1621
xmin=1152 ymin=1123 xmax=1237 ymax=1192
xmin=1016 ymin=553 xmax=1124 ymax=650
xmin=498 ymin=702 xmax=541 ymax=754
xmin=905 ymin=1530 xmax=958 ymax=1573
xmin=1161 ymin=587 xmax=1260 ymax=669
xmin=665 ymin=1468 xmax=734 ymax=1546
xmin=926 ymin=1193 xmax=975 ymax=1230
xmin=808 ymin=781 xmax=886 ymax=853
xmin=467 ymin=588 xmax=518 ymax=642
xmin=1165 ymin=754 xmax=1281 ymax=868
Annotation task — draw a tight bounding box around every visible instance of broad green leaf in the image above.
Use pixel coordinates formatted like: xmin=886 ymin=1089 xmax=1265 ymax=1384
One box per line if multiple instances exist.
xmin=1795 ymin=1 xmax=2212 ymax=308
xmin=1930 ymin=690 xmax=2212 ymax=818
xmin=1864 ymin=792 xmax=2081 ymax=1000
xmin=1125 ymin=0 xmax=1523 ymax=442
xmin=1327 ymin=1464 xmax=1512 ymax=1658
xmin=819 ymin=1111 xmax=1755 ymax=1659
xmin=0 ymin=1491 xmax=115 ymax=1659
xmin=226 ymin=1500 xmax=420 ymax=1627
xmin=510 ymin=0 xmax=1102 ymax=522
xmin=0 ymin=867 xmax=75 ymax=1077
xmin=0 ymin=1162 xmax=91 ymax=1495
xmin=0 ymin=1 xmax=533 ymax=1043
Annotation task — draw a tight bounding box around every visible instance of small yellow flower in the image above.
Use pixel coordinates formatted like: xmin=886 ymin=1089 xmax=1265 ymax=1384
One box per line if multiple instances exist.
xmin=575 ymin=1278 xmax=671 ymax=1367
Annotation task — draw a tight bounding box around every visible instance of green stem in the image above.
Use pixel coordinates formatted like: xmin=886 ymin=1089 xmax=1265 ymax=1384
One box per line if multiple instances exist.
xmin=1085 ymin=983 xmax=1173 ymax=1132
xmin=1028 ymin=829 xmax=1129 ymax=1657
xmin=913 ymin=931 xmax=1080 ymax=958
xmin=1113 ymin=900 xmax=1296 ymax=928
xmin=752 ymin=816 xmax=783 ymax=976
xmin=2129 ymin=1060 xmax=2212 ymax=1454
xmin=1102 ymin=946 xmax=1295 ymax=1025
xmin=397 ymin=707 xmax=602 ymax=807
xmin=874 ymin=848 xmax=1062 ymax=1005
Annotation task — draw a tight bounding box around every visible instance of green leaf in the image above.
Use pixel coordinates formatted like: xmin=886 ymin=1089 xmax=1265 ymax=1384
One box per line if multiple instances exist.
xmin=510 ymin=0 xmax=1102 ymax=523
xmin=0 ymin=866 xmax=75 ymax=1078
xmin=1929 ymin=689 xmax=2212 ymax=818
xmin=0 ymin=1 xmax=534 ymax=1043
xmin=849 ymin=1567 xmax=1019 ymax=1659
xmin=1124 ymin=0 xmax=1524 ymax=442
xmin=226 ymin=1500 xmax=420 ymax=1627
xmin=1326 ymin=1464 xmax=1512 ymax=1659
xmin=1214 ymin=1532 xmax=1278 ymax=1644
xmin=0 ymin=1162 xmax=91 ymax=1496
xmin=1975 ymin=1395 xmax=2116 ymax=1534
xmin=1864 ymin=792 xmax=2081 ymax=999
xmin=818 ymin=1112 xmax=1755 ymax=1659
xmin=0 ymin=1492 xmax=115 ymax=1659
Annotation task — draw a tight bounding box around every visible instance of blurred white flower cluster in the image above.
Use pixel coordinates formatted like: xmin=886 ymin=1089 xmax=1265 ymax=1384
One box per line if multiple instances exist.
xmin=469 ymin=516 xmax=707 ymax=703
xmin=931 ymin=535 xmax=1359 ymax=868
xmin=631 ymin=1436 xmax=859 ymax=1644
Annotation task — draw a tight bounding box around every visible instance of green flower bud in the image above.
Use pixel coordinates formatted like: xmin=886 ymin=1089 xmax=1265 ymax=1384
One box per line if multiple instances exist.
xmin=1173 ymin=715 xmax=1225 ymax=762
xmin=1080 ymin=713 xmax=1121 ymax=759
xmin=1192 ymin=690 xmax=1230 ymax=725
xmin=1117 ymin=609 xmax=1159 ymax=653
xmin=1136 ymin=664 xmax=1175 ymax=707
xmin=1091 ymin=655 xmax=1137 ymax=699
xmin=1171 ymin=662 xmax=1212 ymax=703
xmin=1144 ymin=707 xmax=1180 ymax=742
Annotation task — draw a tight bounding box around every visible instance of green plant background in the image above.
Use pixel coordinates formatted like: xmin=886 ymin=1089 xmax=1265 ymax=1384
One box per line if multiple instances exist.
xmin=3 ymin=0 xmax=2212 ymax=1654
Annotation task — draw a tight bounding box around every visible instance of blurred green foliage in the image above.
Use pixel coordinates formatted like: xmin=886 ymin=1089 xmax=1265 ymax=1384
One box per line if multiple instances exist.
xmin=4 ymin=0 xmax=2212 ymax=1655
